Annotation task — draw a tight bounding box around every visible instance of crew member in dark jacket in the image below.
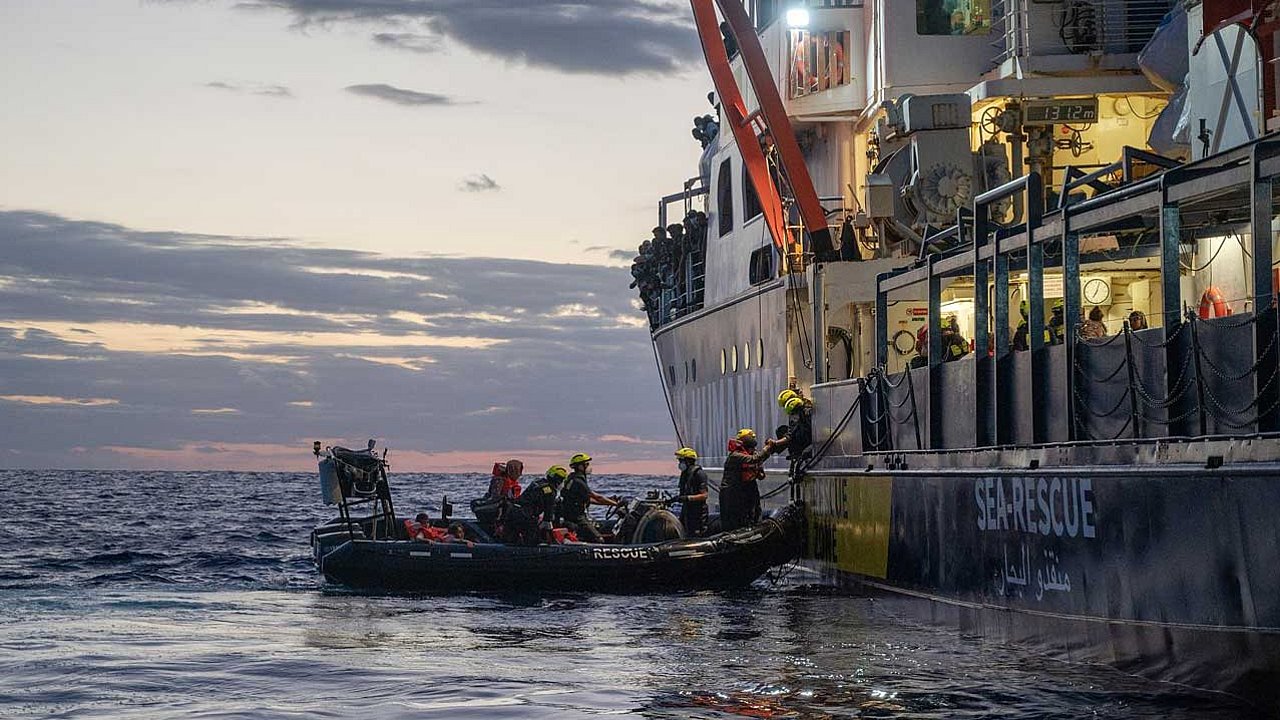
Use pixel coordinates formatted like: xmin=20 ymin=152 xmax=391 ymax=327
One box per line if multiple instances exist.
xmin=672 ymin=447 xmax=710 ymax=537
xmin=504 ymin=465 xmax=568 ymax=546
xmin=772 ymin=397 xmax=814 ymax=474
xmin=558 ymin=453 xmax=618 ymax=543
xmin=719 ymin=429 xmax=775 ymax=532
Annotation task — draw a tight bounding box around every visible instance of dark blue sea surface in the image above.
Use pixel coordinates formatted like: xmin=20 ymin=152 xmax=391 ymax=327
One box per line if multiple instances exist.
xmin=0 ymin=470 xmax=1257 ymax=718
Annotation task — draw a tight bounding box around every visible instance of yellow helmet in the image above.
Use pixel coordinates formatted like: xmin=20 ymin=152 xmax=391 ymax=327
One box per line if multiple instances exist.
xmin=674 ymin=447 xmax=698 ymax=461
xmin=546 ymin=465 xmax=569 ymax=481
xmin=784 ymin=397 xmax=806 ymax=415
xmin=777 ymin=389 xmax=798 ymax=408
xmin=735 ymin=428 xmax=756 ymax=442
xmin=569 ymin=452 xmax=592 ymax=466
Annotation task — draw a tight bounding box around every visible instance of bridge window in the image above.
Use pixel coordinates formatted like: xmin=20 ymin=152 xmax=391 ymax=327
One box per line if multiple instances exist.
xmin=917 ymin=0 xmax=991 ymax=36
xmin=717 ymin=159 xmax=734 ymax=237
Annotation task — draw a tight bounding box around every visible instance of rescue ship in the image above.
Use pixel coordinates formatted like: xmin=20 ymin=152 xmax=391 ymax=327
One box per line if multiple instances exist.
xmin=632 ymin=0 xmax=1280 ymax=707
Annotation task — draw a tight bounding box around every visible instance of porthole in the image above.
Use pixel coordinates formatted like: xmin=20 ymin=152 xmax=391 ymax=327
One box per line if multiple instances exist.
xmin=691 ymin=358 xmax=697 ymax=382
xmin=668 ymin=365 xmax=676 ymax=385
xmin=759 ymin=338 xmax=765 ymax=367
xmin=743 ymin=342 xmax=751 ymax=370
xmin=720 ymin=348 xmax=726 ymax=375
xmin=731 ymin=345 xmax=739 ymax=373
xmin=684 ymin=360 xmax=690 ymax=383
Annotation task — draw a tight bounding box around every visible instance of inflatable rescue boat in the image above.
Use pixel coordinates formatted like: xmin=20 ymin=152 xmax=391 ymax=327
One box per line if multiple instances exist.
xmin=309 ymin=443 xmax=804 ymax=593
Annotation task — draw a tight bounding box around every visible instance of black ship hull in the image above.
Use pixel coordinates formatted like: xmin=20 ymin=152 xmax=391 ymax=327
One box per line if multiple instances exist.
xmin=796 ymin=460 xmax=1280 ymax=709
xmin=311 ymin=503 xmax=804 ymax=593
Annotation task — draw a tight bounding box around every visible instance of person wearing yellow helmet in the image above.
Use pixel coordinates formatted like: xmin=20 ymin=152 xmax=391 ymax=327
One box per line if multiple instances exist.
xmin=672 ymin=448 xmax=710 ymax=536
xmin=503 ymin=465 xmax=569 ymax=546
xmin=1048 ymin=298 xmax=1066 ymax=345
xmin=559 ymin=452 xmax=617 ymax=543
xmin=777 ymin=388 xmax=799 ymax=408
xmin=772 ymin=395 xmax=815 ymax=471
xmin=720 ymin=429 xmax=776 ymax=532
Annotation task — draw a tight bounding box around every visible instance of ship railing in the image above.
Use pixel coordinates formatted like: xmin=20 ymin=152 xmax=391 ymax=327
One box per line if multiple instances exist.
xmin=862 ymin=133 xmax=1280 ymax=454
xmin=655 ymin=178 xmax=709 ymax=326
xmin=1057 ymin=147 xmax=1182 ymax=209
xmin=990 ymin=0 xmax=1171 ymax=68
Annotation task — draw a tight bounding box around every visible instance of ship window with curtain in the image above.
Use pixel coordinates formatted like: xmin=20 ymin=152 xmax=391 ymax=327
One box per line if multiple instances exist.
xmin=742 ymin=165 xmax=763 ymax=223
xmin=717 ymin=159 xmax=734 ymax=237
xmin=917 ymin=0 xmax=991 ymax=36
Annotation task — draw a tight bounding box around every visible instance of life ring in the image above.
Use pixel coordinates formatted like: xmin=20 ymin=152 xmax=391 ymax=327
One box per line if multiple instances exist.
xmin=1198 ymin=286 xmax=1230 ymax=319
xmin=891 ymin=329 xmax=917 ymax=356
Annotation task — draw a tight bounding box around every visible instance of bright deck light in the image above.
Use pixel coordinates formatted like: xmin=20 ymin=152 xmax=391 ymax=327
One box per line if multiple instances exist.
xmin=786 ymin=7 xmax=810 ymax=28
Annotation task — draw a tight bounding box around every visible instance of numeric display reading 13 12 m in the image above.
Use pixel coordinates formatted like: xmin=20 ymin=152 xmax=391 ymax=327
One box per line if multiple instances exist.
xmin=1023 ymin=100 xmax=1099 ymax=125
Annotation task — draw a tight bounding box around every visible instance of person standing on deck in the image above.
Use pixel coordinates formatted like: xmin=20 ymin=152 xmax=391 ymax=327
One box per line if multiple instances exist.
xmin=558 ymin=453 xmax=618 ymax=544
xmin=672 ymin=448 xmax=710 ymax=537
xmin=719 ymin=430 xmax=776 ymax=532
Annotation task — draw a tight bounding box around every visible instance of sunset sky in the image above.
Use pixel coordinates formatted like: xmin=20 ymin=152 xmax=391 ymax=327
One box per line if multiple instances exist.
xmin=0 ymin=0 xmax=713 ymax=473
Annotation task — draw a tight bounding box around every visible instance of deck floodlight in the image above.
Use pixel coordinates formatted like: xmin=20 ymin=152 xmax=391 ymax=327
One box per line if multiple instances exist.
xmin=786 ymin=7 xmax=810 ymax=28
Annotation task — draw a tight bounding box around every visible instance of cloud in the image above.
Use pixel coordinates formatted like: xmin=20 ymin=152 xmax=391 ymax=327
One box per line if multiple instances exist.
xmin=344 ymin=83 xmax=456 ymax=107
xmin=0 ymin=394 xmax=119 ymax=407
xmin=233 ymin=1 xmax=702 ymax=76
xmin=458 ymin=174 xmax=500 ymax=193
xmin=372 ymin=32 xmax=442 ymax=54
xmin=204 ymin=81 xmax=294 ymax=99
xmin=609 ymin=248 xmax=637 ymax=261
xmin=0 ymin=211 xmax=671 ymax=471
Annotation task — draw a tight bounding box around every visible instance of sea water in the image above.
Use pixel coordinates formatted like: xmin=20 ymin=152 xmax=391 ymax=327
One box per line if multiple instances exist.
xmin=0 ymin=470 xmax=1256 ymax=718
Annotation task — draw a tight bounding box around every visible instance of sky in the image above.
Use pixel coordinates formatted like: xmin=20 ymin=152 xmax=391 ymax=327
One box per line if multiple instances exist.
xmin=0 ymin=0 xmax=715 ymax=473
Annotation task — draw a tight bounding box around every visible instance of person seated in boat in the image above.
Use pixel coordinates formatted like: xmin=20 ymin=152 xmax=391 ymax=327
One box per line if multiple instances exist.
xmin=485 ymin=459 xmax=524 ymax=501
xmin=405 ymin=512 xmax=449 ymax=542
xmin=719 ymin=430 xmax=776 ymax=532
xmin=672 ymin=447 xmax=710 ymax=537
xmin=504 ymin=465 xmax=569 ymax=546
xmin=558 ymin=453 xmax=619 ymax=544
xmin=444 ymin=522 xmax=475 ymax=548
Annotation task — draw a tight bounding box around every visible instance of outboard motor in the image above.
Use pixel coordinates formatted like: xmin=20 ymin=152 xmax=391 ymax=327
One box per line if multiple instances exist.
xmin=631 ymin=507 xmax=683 ymax=544
xmin=615 ymin=492 xmax=685 ymax=543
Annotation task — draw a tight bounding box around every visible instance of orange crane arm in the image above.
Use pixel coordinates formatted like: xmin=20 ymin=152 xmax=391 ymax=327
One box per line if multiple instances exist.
xmin=689 ymin=0 xmax=835 ymax=257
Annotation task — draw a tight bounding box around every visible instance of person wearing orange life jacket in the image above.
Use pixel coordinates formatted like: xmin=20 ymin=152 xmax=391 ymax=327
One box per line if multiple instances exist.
xmin=486 ymin=459 xmax=524 ymax=501
xmin=404 ymin=512 xmax=449 ymax=542
xmin=719 ymin=429 xmax=776 ymax=532
xmin=504 ymin=465 xmax=569 ymax=546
